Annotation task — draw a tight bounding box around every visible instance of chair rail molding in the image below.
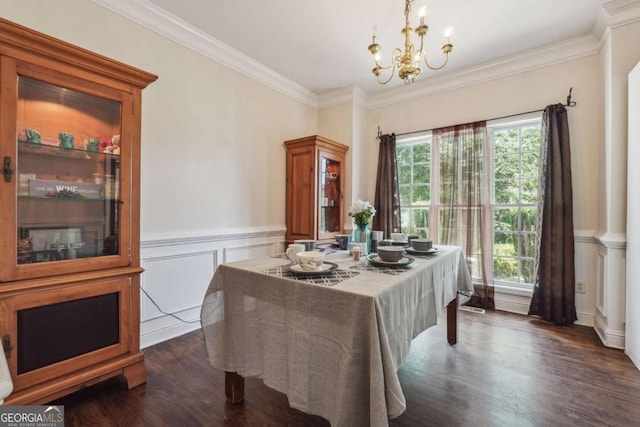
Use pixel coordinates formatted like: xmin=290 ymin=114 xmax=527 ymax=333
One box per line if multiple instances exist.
xmin=594 ymin=231 xmax=627 ymax=249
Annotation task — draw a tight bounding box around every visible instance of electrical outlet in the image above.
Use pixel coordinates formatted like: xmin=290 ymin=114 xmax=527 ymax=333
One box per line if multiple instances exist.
xmin=576 ymin=282 xmax=585 ymax=293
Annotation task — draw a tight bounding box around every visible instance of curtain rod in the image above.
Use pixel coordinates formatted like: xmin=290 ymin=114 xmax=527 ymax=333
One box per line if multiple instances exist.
xmin=377 ymin=87 xmax=577 ymax=140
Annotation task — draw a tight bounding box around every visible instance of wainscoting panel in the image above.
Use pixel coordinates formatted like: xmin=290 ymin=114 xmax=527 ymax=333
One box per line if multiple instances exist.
xmin=139 ymin=228 xmax=601 ymax=347
xmin=223 ymin=242 xmax=280 ymax=264
xmin=139 ymin=227 xmax=286 ymax=348
xmin=594 ymin=233 xmax=627 ymax=349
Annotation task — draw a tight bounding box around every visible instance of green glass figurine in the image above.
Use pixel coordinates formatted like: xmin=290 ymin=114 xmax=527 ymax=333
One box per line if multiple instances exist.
xmin=58 ymin=132 xmax=74 ymax=149
xmin=25 ymin=128 xmax=41 ymax=144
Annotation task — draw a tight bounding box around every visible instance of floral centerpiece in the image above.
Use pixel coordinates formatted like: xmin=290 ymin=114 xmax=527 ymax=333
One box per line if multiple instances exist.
xmin=349 ymin=200 xmax=376 ymax=250
xmin=348 ymin=199 xmax=376 ymax=227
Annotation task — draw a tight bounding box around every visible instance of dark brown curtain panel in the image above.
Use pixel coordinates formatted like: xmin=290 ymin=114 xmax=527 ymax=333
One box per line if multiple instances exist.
xmin=529 ymin=104 xmax=577 ymax=325
xmin=373 ymin=133 xmax=400 ymax=238
xmin=433 ymin=122 xmax=493 ymax=309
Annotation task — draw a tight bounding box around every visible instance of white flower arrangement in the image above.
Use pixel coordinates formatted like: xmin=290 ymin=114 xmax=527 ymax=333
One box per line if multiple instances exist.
xmin=348 ymin=199 xmax=376 ymax=227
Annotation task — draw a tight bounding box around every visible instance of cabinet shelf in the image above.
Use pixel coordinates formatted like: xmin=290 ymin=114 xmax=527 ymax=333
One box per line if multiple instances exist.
xmin=18 ymin=196 xmax=115 ymax=202
xmin=18 ymin=140 xmax=121 ymax=161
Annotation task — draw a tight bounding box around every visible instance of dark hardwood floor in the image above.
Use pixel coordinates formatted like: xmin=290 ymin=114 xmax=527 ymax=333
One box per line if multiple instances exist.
xmin=54 ymin=310 xmax=640 ymax=426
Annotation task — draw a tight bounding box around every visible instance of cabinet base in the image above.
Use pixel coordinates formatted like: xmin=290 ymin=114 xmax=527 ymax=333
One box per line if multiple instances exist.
xmin=4 ymin=352 xmax=146 ymax=405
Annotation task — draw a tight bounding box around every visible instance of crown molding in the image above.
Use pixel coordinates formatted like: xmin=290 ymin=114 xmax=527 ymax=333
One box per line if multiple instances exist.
xmin=92 ymin=0 xmax=619 ymax=112
xmin=318 ymin=86 xmax=369 ymax=109
xmin=364 ymin=33 xmax=600 ymax=109
xmin=604 ymin=0 xmax=640 ymax=28
xmin=319 ymin=33 xmax=600 ymax=110
xmin=91 ymin=0 xmax=318 ymax=108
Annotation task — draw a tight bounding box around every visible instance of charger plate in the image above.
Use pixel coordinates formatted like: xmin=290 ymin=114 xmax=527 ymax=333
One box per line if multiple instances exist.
xmin=405 ymin=247 xmax=439 ymax=255
xmin=366 ymin=255 xmax=415 ymax=268
xmin=286 ymin=262 xmax=339 ymax=276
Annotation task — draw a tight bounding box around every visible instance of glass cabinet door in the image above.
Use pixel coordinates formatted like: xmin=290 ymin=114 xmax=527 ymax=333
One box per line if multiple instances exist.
xmin=14 ymin=75 xmax=126 ymax=270
xmin=318 ymin=154 xmax=342 ymax=239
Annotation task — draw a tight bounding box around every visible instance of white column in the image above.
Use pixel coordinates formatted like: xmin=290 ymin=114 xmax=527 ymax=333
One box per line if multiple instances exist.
xmin=626 ymin=60 xmax=640 ymax=367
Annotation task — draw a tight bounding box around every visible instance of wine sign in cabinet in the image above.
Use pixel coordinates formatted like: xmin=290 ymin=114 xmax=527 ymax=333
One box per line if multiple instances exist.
xmin=284 ymin=135 xmax=349 ymax=244
xmin=0 ymin=18 xmax=157 ymax=404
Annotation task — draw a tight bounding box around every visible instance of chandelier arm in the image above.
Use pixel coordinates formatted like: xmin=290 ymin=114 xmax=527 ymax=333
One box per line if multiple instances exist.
xmin=417 ymin=35 xmax=425 ymax=60
xmin=376 ymin=50 xmax=401 ymax=85
xmin=423 ymin=53 xmax=450 ymax=71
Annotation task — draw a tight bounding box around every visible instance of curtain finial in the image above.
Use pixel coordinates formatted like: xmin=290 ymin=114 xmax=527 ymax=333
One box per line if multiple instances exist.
xmin=566 ymin=87 xmax=576 ymax=107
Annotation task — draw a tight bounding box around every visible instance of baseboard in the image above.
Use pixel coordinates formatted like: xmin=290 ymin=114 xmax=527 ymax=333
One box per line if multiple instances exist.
xmin=594 ymin=314 xmax=626 ymax=349
xmin=495 ymin=293 xmax=595 ymax=327
xmin=494 ymin=293 xmax=530 ymax=315
xmin=575 ymin=311 xmax=595 ymax=327
xmin=141 ymin=316 xmax=201 ymax=349
xmin=626 ymin=347 xmax=640 ymax=371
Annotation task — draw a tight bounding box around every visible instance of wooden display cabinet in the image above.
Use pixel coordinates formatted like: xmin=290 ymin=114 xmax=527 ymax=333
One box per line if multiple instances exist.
xmin=0 ymin=18 xmax=156 ymax=404
xmin=284 ymin=135 xmax=348 ymax=244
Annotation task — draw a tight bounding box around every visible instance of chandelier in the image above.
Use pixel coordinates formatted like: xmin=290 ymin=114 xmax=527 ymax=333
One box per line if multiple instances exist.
xmin=368 ymin=0 xmax=453 ymax=85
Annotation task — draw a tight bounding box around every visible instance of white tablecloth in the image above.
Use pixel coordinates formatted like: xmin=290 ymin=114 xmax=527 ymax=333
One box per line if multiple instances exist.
xmin=200 ymin=246 xmax=472 ymax=427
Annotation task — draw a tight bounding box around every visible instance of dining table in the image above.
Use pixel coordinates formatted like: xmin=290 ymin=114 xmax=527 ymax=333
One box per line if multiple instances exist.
xmin=200 ymin=245 xmax=473 ymax=427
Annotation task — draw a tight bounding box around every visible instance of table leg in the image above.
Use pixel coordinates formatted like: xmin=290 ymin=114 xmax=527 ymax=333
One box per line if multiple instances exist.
xmin=447 ymin=294 xmax=458 ymax=345
xmin=225 ymin=371 xmax=245 ymax=404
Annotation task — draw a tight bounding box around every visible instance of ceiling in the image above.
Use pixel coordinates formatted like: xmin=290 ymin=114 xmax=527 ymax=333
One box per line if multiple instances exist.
xmin=143 ymin=0 xmax=608 ymax=96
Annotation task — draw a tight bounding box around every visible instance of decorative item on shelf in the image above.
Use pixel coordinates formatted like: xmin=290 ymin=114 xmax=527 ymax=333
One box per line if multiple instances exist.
xmin=367 ymin=0 xmax=453 ymax=85
xmin=99 ymin=136 xmax=111 ymax=153
xmin=17 ymin=236 xmax=32 ymax=264
xmin=29 ymin=178 xmax=101 ymax=199
xmin=58 ymin=132 xmax=74 ymax=149
xmin=111 ymin=134 xmax=120 ymax=155
xmin=25 ymin=128 xmax=41 ymax=144
xmin=101 ymin=134 xmax=121 ymax=155
xmin=85 ymin=138 xmax=100 ymax=152
xmin=349 ymin=199 xmax=376 ymax=253
xmin=104 ymin=174 xmax=117 ymax=199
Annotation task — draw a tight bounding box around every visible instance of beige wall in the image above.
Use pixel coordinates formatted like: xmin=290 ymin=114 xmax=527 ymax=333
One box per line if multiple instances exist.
xmin=0 ymin=0 xmax=317 ymax=238
xmin=365 ymin=55 xmax=602 ymax=232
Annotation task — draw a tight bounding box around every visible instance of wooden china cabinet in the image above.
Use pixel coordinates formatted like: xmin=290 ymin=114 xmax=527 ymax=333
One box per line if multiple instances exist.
xmin=0 ymin=18 xmax=156 ymax=404
xmin=284 ymin=135 xmax=348 ymax=244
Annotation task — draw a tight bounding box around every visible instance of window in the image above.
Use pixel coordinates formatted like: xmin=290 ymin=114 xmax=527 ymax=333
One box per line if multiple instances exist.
xmin=396 ymin=114 xmax=542 ymax=288
xmin=397 ymin=133 xmax=432 ymax=238
xmin=490 ymin=119 xmax=541 ymax=287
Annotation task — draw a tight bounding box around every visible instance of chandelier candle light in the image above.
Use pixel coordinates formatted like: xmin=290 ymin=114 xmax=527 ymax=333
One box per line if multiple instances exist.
xmin=368 ymin=0 xmax=453 ymax=85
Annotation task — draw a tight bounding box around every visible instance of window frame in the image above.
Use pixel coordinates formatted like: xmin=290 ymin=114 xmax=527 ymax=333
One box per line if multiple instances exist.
xmin=487 ymin=113 xmax=542 ymax=289
xmin=396 ymin=112 xmax=542 ymax=289
xmin=396 ymin=131 xmax=434 ymax=239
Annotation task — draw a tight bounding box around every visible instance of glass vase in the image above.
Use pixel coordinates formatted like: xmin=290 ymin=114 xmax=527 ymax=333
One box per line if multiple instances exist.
xmin=353 ymin=223 xmax=371 ymax=254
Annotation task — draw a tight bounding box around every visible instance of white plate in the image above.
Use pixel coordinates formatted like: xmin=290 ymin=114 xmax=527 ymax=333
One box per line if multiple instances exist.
xmin=366 ymin=255 xmax=415 ymax=268
xmin=287 ymin=262 xmax=339 ymax=275
xmin=406 ymin=247 xmax=439 ymax=255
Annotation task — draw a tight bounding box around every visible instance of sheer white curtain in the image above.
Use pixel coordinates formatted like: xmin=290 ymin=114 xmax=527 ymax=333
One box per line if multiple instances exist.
xmin=433 ymin=121 xmax=494 ymax=309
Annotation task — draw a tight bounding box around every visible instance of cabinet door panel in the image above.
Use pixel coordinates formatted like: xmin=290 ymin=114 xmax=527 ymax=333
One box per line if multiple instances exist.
xmin=318 ymin=151 xmax=343 ymax=240
xmin=0 ymin=277 xmax=132 ymax=391
xmin=288 ymin=149 xmax=315 ymax=239
xmin=1 ymin=60 xmax=133 ymax=281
